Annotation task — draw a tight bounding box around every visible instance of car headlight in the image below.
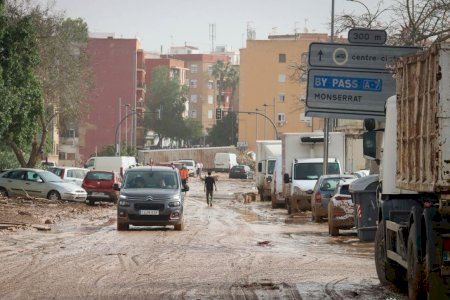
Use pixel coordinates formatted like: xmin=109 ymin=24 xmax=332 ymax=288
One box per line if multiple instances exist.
xmin=118 ymin=200 xmax=130 ymax=206
xmin=169 ymin=201 xmax=181 ymax=207
xmin=119 ymin=195 xmax=127 ymax=200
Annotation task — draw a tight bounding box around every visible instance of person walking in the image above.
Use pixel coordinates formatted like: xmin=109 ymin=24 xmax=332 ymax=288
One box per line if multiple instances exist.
xmin=179 ymin=164 xmax=189 ymax=193
xmin=196 ymin=162 xmax=201 ymax=177
xmin=204 ymin=171 xmax=217 ymax=207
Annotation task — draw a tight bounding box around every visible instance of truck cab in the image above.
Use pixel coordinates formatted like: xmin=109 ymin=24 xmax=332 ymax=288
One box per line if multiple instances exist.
xmin=284 ymin=158 xmax=342 ymax=213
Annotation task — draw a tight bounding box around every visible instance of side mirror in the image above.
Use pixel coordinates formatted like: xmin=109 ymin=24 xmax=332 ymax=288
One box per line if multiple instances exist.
xmin=257 ymin=162 xmax=262 ymax=173
xmin=113 ymin=183 xmax=121 ymax=191
xmin=283 ymin=173 xmax=291 ymax=184
xmin=363 ymin=131 xmax=377 ymax=160
xmin=266 ymin=176 xmax=272 ymax=183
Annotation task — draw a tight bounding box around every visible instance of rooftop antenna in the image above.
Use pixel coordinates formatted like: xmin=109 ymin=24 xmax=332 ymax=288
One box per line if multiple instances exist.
xmin=209 ymin=23 xmax=216 ymax=53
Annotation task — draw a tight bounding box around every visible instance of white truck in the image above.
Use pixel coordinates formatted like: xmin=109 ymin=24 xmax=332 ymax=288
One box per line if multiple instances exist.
xmin=364 ymin=42 xmax=450 ymax=298
xmin=255 ymin=141 xmax=281 ymax=201
xmin=281 ymin=132 xmax=345 ymax=214
xmin=84 ymin=156 xmax=137 ymax=176
xmin=270 ymin=156 xmax=284 ymax=208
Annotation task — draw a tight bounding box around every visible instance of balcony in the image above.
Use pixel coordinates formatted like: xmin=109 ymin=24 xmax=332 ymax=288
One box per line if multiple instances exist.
xmin=136 ymin=82 xmax=146 ymax=91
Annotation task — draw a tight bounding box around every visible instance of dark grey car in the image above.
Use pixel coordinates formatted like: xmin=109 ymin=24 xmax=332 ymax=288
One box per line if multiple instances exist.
xmin=116 ymin=166 xmax=185 ymax=231
xmin=311 ymin=174 xmax=356 ymax=222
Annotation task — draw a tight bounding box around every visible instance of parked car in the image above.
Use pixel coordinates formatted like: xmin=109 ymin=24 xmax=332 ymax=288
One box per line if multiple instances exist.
xmin=176 ymin=159 xmax=196 ymax=176
xmin=0 ymin=168 xmax=87 ymax=201
xmin=229 ymin=165 xmax=253 ymax=179
xmin=84 ymin=156 xmax=137 ymax=175
xmin=328 ymin=178 xmax=357 ymax=236
xmin=115 ymin=166 xmax=185 ymax=231
xmin=352 ymin=170 xmax=370 ymax=178
xmin=311 ymin=174 xmax=356 ymax=222
xmin=82 ymin=171 xmax=121 ymax=205
xmin=48 ymin=167 xmax=89 ymax=186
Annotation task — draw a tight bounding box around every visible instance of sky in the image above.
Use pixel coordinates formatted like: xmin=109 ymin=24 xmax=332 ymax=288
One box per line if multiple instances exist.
xmin=36 ymin=0 xmax=395 ymax=53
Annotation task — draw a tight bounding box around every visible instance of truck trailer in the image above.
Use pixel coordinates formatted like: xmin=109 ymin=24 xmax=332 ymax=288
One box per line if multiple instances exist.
xmin=364 ymin=42 xmax=450 ymax=298
xmin=255 ymin=140 xmax=281 ymax=201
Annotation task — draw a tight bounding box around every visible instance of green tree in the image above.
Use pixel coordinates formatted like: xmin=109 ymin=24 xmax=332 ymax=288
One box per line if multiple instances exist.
xmin=0 ymin=1 xmax=44 ymax=167
xmin=206 ymin=112 xmax=238 ymax=146
xmin=211 ymin=60 xmax=239 ymax=108
xmin=182 ymin=118 xmax=203 ymax=146
xmin=145 ymin=66 xmax=187 ymax=147
xmin=97 ymin=143 xmax=135 ymax=157
xmin=2 ymin=1 xmax=91 ymax=167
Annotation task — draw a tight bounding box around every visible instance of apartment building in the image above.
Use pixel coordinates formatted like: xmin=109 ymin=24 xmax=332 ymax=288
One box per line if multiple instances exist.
xmin=66 ymin=36 xmax=146 ymax=164
xmin=238 ymin=33 xmax=332 ymax=151
xmin=164 ymin=53 xmax=230 ymax=132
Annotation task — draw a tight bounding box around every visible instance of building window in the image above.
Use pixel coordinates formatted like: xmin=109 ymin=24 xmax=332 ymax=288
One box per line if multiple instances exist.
xmin=278 ymin=94 xmax=285 ymax=102
xmin=278 ymin=74 xmax=286 ymax=83
xmin=300 ymin=112 xmax=312 ymax=126
xmin=208 ymin=110 xmax=213 ymax=119
xmin=58 ymin=152 xmax=66 ymax=160
xmin=208 ymin=95 xmax=213 ymax=104
xmin=301 ymin=52 xmax=308 ymax=64
xmin=190 ymin=94 xmax=198 ymax=103
xmin=190 ymin=110 xmax=197 ymax=118
xmin=279 ymin=53 xmax=286 ymax=63
xmin=190 ymin=79 xmax=197 ymax=88
xmin=208 ymin=65 xmax=213 ymax=75
xmin=207 ymin=80 xmax=214 ymax=89
xmin=190 ymin=64 xmax=198 ymax=73
xmin=277 ymin=113 xmax=286 ymax=125
xmin=67 ymin=153 xmax=76 ymax=160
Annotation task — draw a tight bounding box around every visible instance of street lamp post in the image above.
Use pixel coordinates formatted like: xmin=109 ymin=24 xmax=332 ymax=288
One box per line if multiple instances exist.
xmin=262 ymin=101 xmax=275 ymax=140
xmin=124 ymin=104 xmax=130 ymax=149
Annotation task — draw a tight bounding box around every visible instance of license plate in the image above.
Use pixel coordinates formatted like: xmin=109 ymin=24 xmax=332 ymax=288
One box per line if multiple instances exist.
xmin=91 ymin=192 xmax=104 ymax=196
xmin=139 ymin=210 xmax=159 ymax=216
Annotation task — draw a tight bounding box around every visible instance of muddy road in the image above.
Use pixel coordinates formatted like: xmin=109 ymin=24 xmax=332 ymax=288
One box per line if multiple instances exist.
xmin=0 ymin=175 xmax=404 ymax=299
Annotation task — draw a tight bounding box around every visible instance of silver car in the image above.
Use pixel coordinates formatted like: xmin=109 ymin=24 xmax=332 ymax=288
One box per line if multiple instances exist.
xmin=0 ymin=168 xmax=87 ymax=201
xmin=116 ymin=166 xmax=185 ymax=231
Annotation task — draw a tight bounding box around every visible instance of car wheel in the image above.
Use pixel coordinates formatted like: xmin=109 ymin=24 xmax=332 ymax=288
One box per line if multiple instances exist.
xmin=0 ymin=187 xmax=8 ymax=197
xmin=174 ymin=221 xmax=184 ymax=231
xmin=117 ymin=222 xmax=129 ymax=231
xmin=47 ymin=190 xmax=61 ymax=201
xmin=88 ymin=199 xmax=95 ymax=206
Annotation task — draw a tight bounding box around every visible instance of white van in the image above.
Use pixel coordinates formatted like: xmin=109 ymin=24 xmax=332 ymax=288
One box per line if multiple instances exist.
xmin=84 ymin=156 xmax=137 ymax=176
xmin=214 ymin=153 xmax=238 ymax=172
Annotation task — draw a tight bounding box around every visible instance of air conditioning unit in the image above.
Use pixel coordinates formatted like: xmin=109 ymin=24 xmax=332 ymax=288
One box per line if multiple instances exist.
xmin=277 ymin=121 xmax=286 ymax=127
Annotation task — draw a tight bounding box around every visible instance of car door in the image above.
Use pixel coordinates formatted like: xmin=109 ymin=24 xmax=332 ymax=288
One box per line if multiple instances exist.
xmin=24 ymin=171 xmax=47 ymax=198
xmin=3 ymin=170 xmax=27 ymax=196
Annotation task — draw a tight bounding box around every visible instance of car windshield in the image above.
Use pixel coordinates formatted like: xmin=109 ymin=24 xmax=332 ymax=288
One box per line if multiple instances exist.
xmin=86 ymin=172 xmax=113 ymax=181
xmin=320 ymin=178 xmax=341 ymax=191
xmin=124 ymin=170 xmax=179 ymax=189
xmin=39 ymin=171 xmax=63 ymax=182
xmin=267 ymin=160 xmax=276 ymax=175
xmin=180 ymin=161 xmax=194 ymax=167
xmin=294 ymin=163 xmax=340 ymax=180
xmin=232 ymin=166 xmax=244 ymax=171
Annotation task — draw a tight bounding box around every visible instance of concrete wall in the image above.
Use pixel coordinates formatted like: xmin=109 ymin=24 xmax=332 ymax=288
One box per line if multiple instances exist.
xmin=138 ymin=146 xmax=238 ymax=169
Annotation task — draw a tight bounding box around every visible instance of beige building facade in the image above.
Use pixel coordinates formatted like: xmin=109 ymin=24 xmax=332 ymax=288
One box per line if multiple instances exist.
xmin=238 ymin=33 xmax=332 ymax=151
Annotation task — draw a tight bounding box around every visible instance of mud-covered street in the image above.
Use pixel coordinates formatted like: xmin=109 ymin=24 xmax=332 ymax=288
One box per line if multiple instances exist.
xmin=0 ymin=175 xmax=404 ymax=299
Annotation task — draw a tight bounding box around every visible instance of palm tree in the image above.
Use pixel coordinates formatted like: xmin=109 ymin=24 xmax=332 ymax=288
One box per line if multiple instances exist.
xmin=211 ymin=61 xmax=239 ymax=108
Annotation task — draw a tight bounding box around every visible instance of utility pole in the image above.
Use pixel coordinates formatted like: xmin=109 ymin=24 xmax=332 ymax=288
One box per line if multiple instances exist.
xmin=124 ymin=104 xmax=130 ymax=148
xmin=255 ymin=108 xmax=260 ymax=142
xmin=323 ymin=0 xmax=335 ymax=176
xmin=118 ymin=97 xmax=122 ymax=156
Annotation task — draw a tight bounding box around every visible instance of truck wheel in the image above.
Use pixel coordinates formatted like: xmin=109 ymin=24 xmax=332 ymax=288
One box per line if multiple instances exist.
xmin=117 ymin=222 xmax=129 ymax=231
xmin=407 ymin=225 xmax=426 ymax=300
xmin=375 ymin=220 xmax=405 ymax=286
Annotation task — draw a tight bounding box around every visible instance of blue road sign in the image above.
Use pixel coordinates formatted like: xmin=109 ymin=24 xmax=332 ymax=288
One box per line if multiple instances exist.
xmin=313 ymin=75 xmax=382 ymax=92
